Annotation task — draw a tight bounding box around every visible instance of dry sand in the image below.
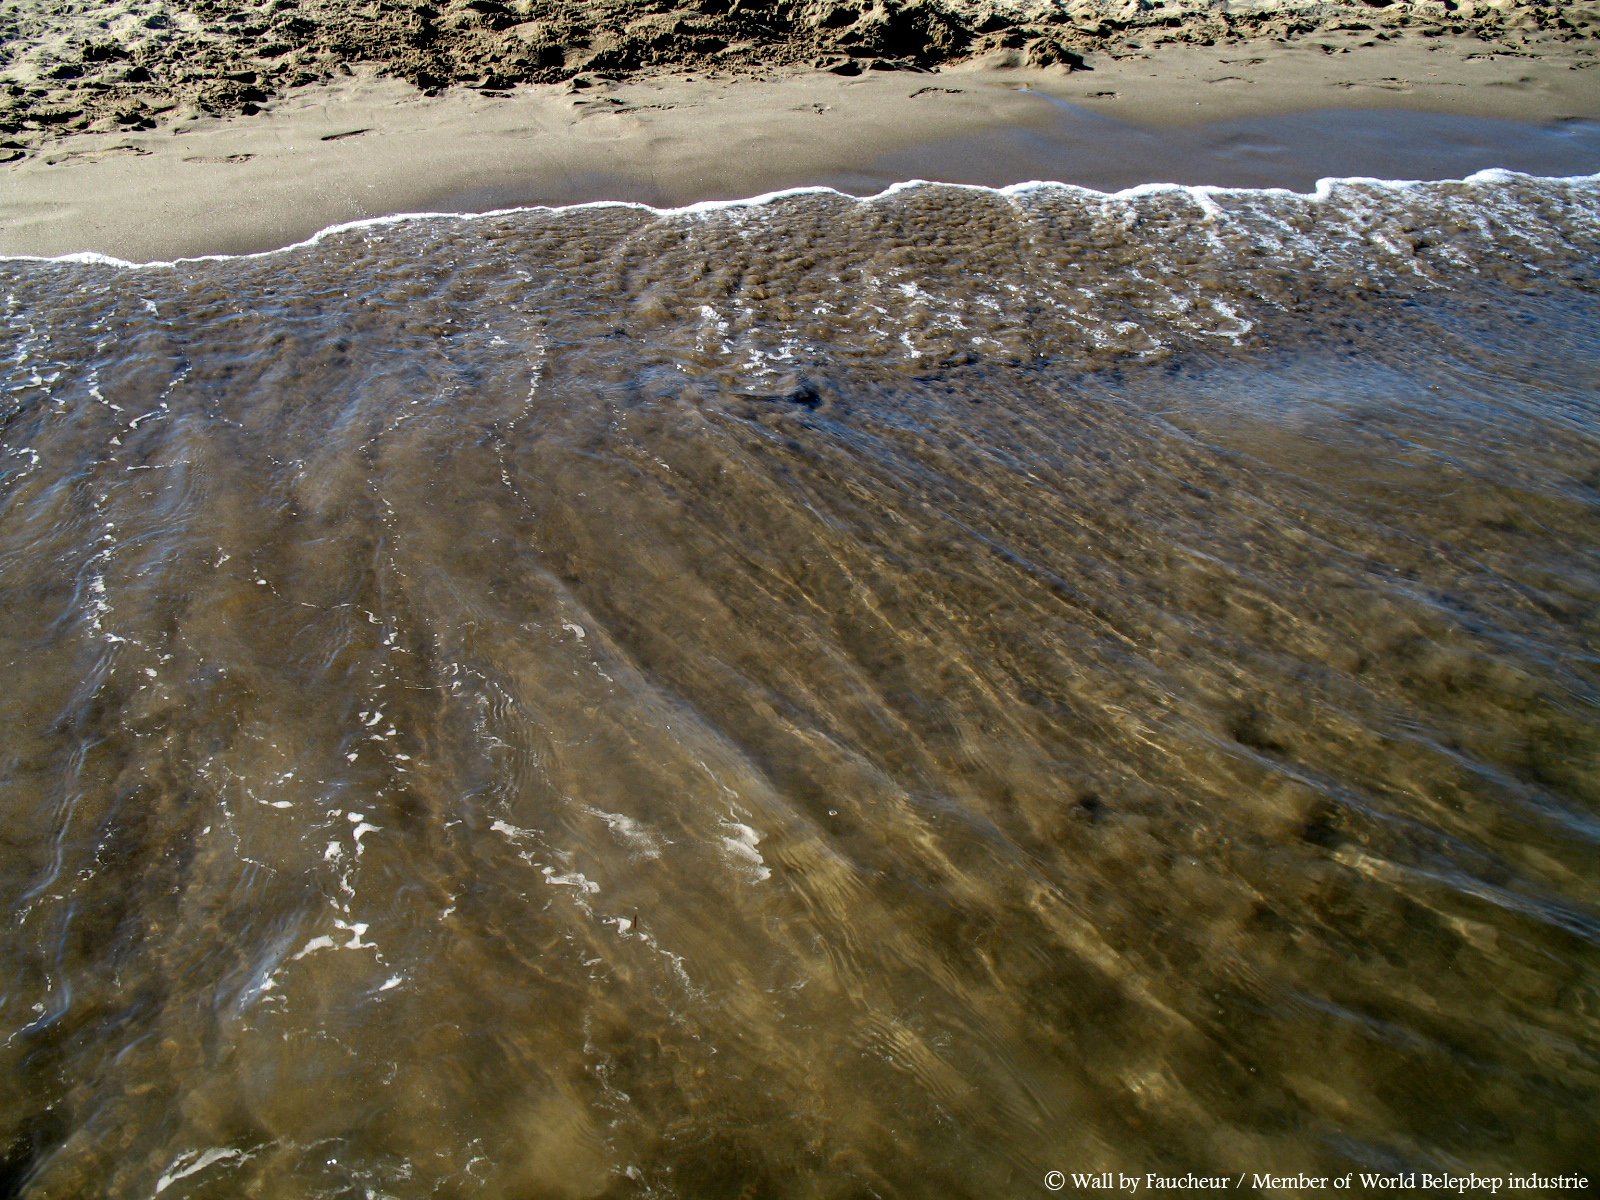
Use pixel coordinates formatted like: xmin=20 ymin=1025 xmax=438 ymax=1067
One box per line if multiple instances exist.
xmin=2 ymin=1 xmax=1598 ymax=260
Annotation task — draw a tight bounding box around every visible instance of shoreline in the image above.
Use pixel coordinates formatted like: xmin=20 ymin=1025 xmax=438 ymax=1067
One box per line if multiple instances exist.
xmin=4 ymin=18 xmax=1600 ymax=262
xmin=15 ymin=167 xmax=1599 ymax=272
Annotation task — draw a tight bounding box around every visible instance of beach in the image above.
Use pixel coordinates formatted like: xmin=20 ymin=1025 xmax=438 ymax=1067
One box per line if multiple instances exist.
xmin=3 ymin=6 xmax=1600 ymax=1200
xmin=2 ymin=2 xmax=1598 ymax=258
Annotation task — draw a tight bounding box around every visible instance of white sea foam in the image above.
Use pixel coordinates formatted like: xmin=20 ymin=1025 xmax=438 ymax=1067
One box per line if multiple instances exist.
xmin=543 ymin=867 xmax=600 ymax=895
xmin=586 ymin=806 xmax=669 ymax=858
xmin=153 ymin=1147 xmax=248 ymax=1194
xmin=719 ymin=819 xmax=771 ymax=883
xmin=292 ymin=934 xmax=337 ymax=960
xmin=4 ymin=170 xmax=1593 ymax=270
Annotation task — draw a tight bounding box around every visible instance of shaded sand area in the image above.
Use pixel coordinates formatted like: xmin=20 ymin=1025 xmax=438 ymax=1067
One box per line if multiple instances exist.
xmin=2 ymin=2 xmax=1599 ymax=259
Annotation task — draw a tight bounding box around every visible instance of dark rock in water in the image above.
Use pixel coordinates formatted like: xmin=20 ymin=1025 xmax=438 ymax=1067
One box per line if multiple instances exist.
xmin=739 ymin=376 xmax=823 ymax=409
xmin=1074 ymin=793 xmax=1107 ymax=821
xmin=785 ymin=378 xmax=822 ymax=408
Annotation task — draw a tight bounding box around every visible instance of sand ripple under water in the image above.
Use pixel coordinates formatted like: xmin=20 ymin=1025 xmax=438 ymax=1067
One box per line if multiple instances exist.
xmin=1 ymin=174 xmax=1598 ymax=1198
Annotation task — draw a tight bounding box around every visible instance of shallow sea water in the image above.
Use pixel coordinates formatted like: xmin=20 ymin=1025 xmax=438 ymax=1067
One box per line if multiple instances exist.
xmin=1 ymin=173 xmax=1598 ymax=1198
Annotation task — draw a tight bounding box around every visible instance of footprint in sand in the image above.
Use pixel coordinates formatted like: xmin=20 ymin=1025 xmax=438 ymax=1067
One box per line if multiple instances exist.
xmin=1337 ymin=77 xmax=1412 ymax=92
xmin=45 ymin=144 xmax=151 ymax=165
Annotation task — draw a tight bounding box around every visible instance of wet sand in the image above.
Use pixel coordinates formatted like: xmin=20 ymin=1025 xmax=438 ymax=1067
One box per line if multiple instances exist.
xmin=3 ymin=6 xmax=1599 ymax=261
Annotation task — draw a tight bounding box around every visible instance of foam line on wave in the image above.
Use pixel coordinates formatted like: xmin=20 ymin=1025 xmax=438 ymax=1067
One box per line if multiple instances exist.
xmin=4 ymin=168 xmax=1596 ymax=271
